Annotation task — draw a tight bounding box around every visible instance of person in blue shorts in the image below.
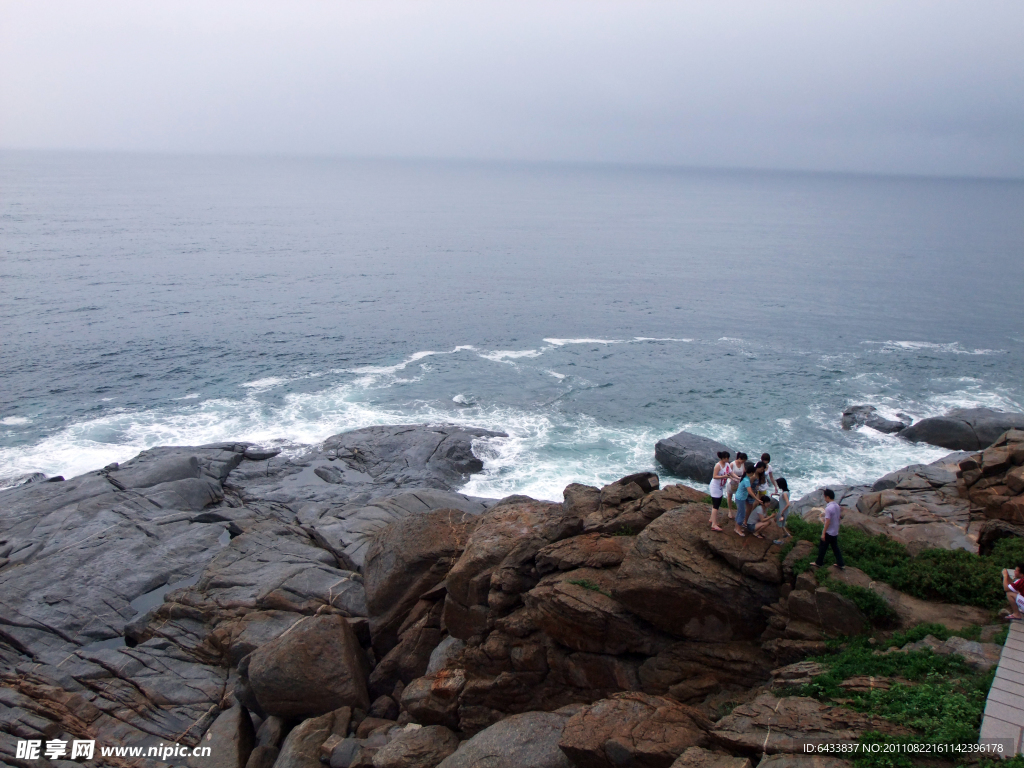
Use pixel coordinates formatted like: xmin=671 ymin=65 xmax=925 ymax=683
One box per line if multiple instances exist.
xmin=733 ymin=461 xmax=758 ymax=536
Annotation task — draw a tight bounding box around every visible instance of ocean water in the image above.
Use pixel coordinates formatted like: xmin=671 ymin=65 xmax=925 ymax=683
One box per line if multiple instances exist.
xmin=2 ymin=151 xmax=1022 ymax=499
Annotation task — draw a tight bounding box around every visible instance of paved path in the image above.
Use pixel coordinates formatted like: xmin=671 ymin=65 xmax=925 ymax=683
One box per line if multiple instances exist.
xmin=980 ymin=621 xmax=1024 ymax=755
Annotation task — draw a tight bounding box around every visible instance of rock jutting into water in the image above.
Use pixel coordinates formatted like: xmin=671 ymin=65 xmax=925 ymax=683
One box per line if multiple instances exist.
xmin=899 ymin=407 xmax=1024 ymax=450
xmin=840 ymin=405 xmax=910 ymax=435
xmin=1 ymin=424 xmax=1022 ymax=767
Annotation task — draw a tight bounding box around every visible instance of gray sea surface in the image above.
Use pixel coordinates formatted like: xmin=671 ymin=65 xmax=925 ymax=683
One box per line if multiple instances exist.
xmin=2 ymin=151 xmax=1022 ymax=498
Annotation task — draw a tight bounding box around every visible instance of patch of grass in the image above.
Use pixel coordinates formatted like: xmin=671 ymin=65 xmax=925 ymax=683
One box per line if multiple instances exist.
xmin=784 ymin=515 xmax=1024 ymax=611
xmin=700 ymin=495 xmax=715 ymax=504
xmin=611 ymin=525 xmax=637 ymax=536
xmin=567 ymin=578 xmax=612 ymax=598
xmin=784 ymin=635 xmax=997 ymax=768
xmin=817 ymin=570 xmax=899 ymax=627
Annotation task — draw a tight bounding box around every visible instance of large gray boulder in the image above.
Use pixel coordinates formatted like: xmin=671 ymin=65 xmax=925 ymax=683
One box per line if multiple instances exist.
xmin=655 ymin=431 xmax=732 ymax=484
xmin=436 ymin=711 xmax=574 ymax=768
xmin=323 ymin=424 xmax=507 ymax=490
xmin=899 ymin=408 xmax=1024 ymax=450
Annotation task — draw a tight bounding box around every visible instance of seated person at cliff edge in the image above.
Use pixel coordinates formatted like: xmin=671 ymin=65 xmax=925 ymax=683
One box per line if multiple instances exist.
xmin=1003 ymin=564 xmax=1024 ymax=621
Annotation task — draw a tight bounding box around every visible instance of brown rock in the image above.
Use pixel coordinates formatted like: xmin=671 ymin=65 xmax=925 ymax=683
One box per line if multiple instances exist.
xmin=448 ymin=497 xmax=579 ymax=607
xmin=355 ymin=717 xmax=395 ymax=738
xmin=886 ymin=503 xmax=942 ymax=524
xmin=667 ymin=675 xmax=721 ymax=704
xmin=189 ymin=704 xmax=255 ymax=768
xmin=401 ymin=670 xmax=466 ymax=728
xmin=244 ymin=746 xmax=279 ymax=768
xmin=1000 ymin=497 xmax=1024 ymax=525
xmin=742 ymin=559 xmax=783 ymax=584
xmin=982 ymin=446 xmax=1014 ymax=475
xmin=371 ymin=724 xmax=460 ymax=768
xmin=762 ymin=639 xmax=828 ymax=666
xmin=970 ymin=484 xmax=1010 ymax=515
xmin=548 ymin=648 xmax=642 ymax=691
xmin=769 ymin=661 xmax=826 ymax=687
xmin=525 ymin=570 xmax=667 ymax=655
xmin=793 ymin=571 xmax=818 ymax=594
xmin=782 ymin=620 xmax=825 ymax=641
xmin=274 ymin=708 xmax=348 ymax=768
xmin=368 ymin=604 xmax=443 ymax=698
xmin=813 ymin=589 xmax=868 ymax=637
xmin=711 ymin=694 xmax=909 ymax=753
xmin=839 ymin=676 xmax=903 ymax=693
xmin=364 ymin=508 xmax=480 ymax=654
xmin=978 ymin=519 xmax=1024 ymax=555
xmin=584 ymin=483 xmax=707 ymax=535
xmin=855 ymin=492 xmax=883 ymax=517
xmin=638 ymin=641 xmax=770 ymax=695
xmin=536 ymin=533 xmax=632 ymax=574
xmin=248 ymin=615 xmax=370 ymax=718
xmin=826 ymin=567 xmax=990 ymax=629
xmin=783 ymin=542 xmax=815 ymax=581
xmin=670 ymin=746 xmax=751 ymax=768
xmin=564 ymin=483 xmax=602 ymax=519
xmin=441 ymin=595 xmax=490 ymax=638
xmin=436 ymin=711 xmax=574 ymax=768
xmin=612 ymin=507 xmax=778 ymax=641
xmin=559 ymin=692 xmax=710 ymax=768
xmin=1006 ymin=465 xmax=1024 ymax=495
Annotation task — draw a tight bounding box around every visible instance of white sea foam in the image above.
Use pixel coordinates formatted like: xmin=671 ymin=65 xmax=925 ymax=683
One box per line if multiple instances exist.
xmin=863 ymin=340 xmax=1005 ymax=355
xmin=177 ymin=393 xmax=200 ymax=400
xmin=633 ymin=337 xmax=693 ymax=343
xmin=240 ymin=377 xmax=288 ymax=390
xmin=543 ymin=338 xmax=624 ymax=346
xmin=546 ymin=371 xmax=567 ymax=380
xmin=478 ymin=349 xmax=544 ymax=362
xmin=349 ymin=350 xmax=443 ymax=375
xmin=1 ymin=417 xmax=31 ymax=426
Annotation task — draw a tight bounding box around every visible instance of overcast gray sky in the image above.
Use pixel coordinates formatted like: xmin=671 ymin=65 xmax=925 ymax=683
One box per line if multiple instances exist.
xmin=1 ymin=0 xmax=1022 ymax=177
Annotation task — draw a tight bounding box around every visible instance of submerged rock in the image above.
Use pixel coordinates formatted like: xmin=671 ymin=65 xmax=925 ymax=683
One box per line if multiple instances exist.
xmin=841 ymin=405 xmax=908 ymax=434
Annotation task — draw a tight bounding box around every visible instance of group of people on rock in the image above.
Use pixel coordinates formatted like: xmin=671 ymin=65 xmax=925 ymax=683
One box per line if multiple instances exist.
xmin=708 ymin=451 xmax=792 ymax=542
xmin=707 ymin=451 xmax=847 ymax=568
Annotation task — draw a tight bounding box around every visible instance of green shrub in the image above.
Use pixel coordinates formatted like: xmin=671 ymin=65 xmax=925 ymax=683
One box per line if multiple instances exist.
xmin=784 ymin=513 xmax=1024 ymax=611
xmin=785 ymin=637 xmax=996 ymax=768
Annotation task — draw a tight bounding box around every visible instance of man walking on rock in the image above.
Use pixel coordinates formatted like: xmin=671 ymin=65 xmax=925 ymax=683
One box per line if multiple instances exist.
xmin=812 ymin=489 xmax=845 ymax=570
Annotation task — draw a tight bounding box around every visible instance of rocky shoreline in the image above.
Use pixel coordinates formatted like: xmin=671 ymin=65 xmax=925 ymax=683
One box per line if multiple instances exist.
xmin=2 ymin=423 xmax=1023 ymax=768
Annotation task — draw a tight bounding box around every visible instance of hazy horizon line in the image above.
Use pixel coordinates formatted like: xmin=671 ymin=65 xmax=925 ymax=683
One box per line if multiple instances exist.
xmin=4 ymin=145 xmax=1023 ymax=185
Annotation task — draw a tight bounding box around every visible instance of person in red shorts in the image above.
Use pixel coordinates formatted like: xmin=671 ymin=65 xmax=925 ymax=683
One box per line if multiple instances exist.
xmin=1003 ymin=564 xmax=1024 ymax=621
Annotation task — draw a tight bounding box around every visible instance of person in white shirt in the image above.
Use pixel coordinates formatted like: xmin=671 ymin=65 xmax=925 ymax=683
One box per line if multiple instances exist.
xmin=726 ymin=452 xmax=747 ymax=519
xmin=708 ymin=451 xmax=731 ymax=532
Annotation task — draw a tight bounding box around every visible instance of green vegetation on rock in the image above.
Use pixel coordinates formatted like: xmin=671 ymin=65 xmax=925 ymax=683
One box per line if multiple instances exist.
xmin=784 ymin=628 xmax=1000 ymax=768
xmin=783 ymin=515 xmax=1024 ymax=610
